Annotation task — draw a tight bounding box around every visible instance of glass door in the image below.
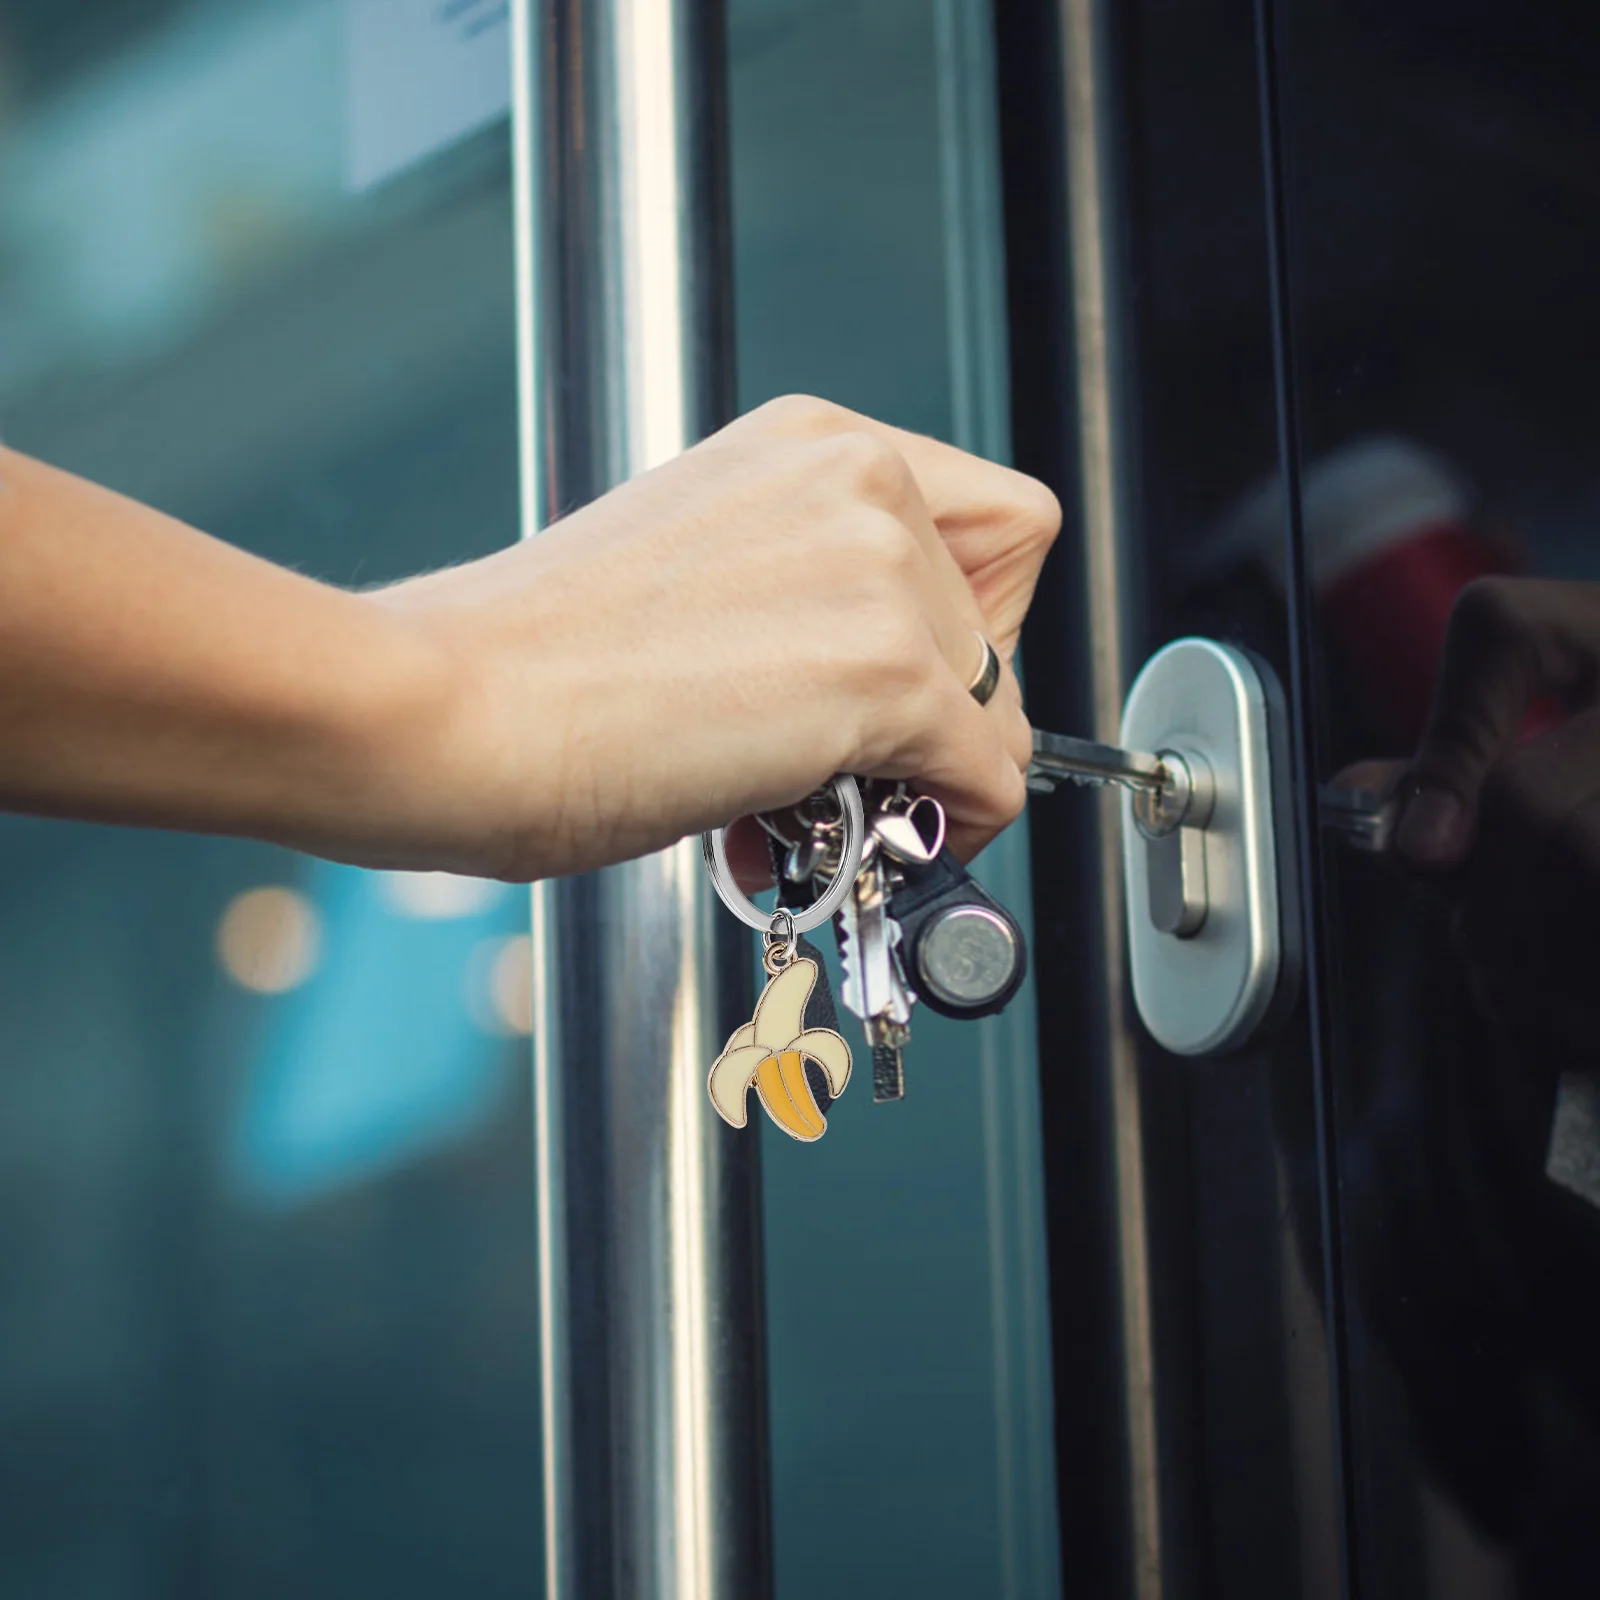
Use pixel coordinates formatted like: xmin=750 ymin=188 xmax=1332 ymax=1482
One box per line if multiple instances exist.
xmin=998 ymin=2 xmax=1600 ymax=1596
xmin=993 ymin=2 xmax=1346 ymax=1596
xmin=1268 ymin=3 xmax=1600 ymax=1596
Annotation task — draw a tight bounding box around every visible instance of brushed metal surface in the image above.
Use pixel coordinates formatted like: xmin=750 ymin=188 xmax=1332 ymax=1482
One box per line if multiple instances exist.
xmin=511 ymin=1 xmax=770 ymax=1596
xmin=1121 ymin=638 xmax=1283 ymax=1056
xmin=1056 ymin=0 xmax=1164 ymax=1588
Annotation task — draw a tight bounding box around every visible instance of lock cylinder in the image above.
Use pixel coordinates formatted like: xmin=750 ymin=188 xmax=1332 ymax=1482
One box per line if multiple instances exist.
xmin=1132 ymin=750 xmax=1215 ymax=939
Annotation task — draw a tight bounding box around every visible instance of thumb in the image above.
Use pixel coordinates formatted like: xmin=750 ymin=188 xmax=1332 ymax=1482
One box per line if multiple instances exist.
xmin=1398 ymin=578 xmax=1594 ymax=866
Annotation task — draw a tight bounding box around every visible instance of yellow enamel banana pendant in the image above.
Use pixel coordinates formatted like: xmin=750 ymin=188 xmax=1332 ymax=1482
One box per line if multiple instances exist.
xmin=701 ymin=775 xmax=864 ymax=1142
xmin=708 ymin=951 xmax=852 ymax=1142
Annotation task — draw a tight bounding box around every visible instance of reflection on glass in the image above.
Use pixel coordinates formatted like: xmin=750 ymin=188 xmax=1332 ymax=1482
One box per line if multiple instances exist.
xmin=1268 ymin=5 xmax=1600 ymax=1589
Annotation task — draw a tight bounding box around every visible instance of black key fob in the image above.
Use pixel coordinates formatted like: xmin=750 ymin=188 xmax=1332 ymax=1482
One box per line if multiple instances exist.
xmin=887 ymin=847 xmax=1028 ymax=1021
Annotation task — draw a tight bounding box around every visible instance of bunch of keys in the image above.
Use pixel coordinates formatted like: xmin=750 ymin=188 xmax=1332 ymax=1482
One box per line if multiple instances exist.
xmin=702 ymin=775 xmax=1029 ymax=1141
xmin=703 ymin=631 xmax=1042 ymax=1141
xmin=702 ymin=719 xmax=1400 ymax=1142
xmin=769 ymin=781 xmax=1028 ymax=1104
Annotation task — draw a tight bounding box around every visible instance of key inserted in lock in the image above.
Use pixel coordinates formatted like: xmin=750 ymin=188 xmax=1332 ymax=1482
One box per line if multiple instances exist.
xmin=1130 ymin=749 xmax=1214 ymax=938
xmin=1122 ymin=640 xmax=1293 ymax=1054
xmin=1026 ymin=639 xmax=1298 ymax=1056
xmin=1028 ymin=730 xmax=1220 ymax=939
xmin=1030 ymin=731 xmax=1228 ymax=941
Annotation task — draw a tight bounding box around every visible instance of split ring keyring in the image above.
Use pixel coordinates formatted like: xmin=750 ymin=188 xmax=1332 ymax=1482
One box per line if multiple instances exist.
xmin=701 ymin=775 xmax=865 ymax=934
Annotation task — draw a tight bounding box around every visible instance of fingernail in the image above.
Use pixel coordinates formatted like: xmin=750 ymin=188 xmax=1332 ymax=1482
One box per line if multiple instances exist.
xmin=1396 ymin=788 xmax=1468 ymax=864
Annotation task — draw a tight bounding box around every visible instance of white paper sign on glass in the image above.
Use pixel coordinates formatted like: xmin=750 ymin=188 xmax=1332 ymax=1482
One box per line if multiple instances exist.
xmin=344 ymin=0 xmax=510 ymax=192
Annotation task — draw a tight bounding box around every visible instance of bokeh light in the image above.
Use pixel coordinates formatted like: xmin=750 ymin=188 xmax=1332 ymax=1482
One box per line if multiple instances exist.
xmin=216 ymin=886 xmax=321 ymax=994
xmin=379 ymin=870 xmax=507 ymax=920
xmin=465 ymin=933 xmax=533 ymax=1037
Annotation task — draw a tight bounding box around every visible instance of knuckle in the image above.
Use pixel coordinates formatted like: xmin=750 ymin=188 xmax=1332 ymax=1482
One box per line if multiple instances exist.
xmin=749 ymin=392 xmax=846 ymax=437
xmin=855 ymin=508 xmax=924 ymax=582
xmin=829 ymin=429 xmax=914 ymax=507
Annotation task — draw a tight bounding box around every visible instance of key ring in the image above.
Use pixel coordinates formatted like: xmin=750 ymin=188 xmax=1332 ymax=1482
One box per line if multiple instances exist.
xmin=701 ymin=775 xmax=865 ymax=933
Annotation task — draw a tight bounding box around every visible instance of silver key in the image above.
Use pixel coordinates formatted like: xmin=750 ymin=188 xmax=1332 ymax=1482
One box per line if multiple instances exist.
xmin=1026 ymin=729 xmax=1168 ymax=796
xmin=858 ymin=861 xmax=915 ymax=1101
xmin=855 ymin=861 xmax=897 ymax=1020
xmin=835 ymin=853 xmax=915 ymax=1102
xmin=835 ymin=871 xmax=868 ymax=1020
xmin=1027 ymin=727 xmax=1398 ymax=850
xmin=868 ymin=972 xmax=914 ymax=1103
xmin=836 ymin=858 xmax=902 ymax=1021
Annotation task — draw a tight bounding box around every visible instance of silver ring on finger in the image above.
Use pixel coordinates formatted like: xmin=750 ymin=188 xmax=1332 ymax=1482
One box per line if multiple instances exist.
xmin=967 ymin=631 xmax=1003 ymax=706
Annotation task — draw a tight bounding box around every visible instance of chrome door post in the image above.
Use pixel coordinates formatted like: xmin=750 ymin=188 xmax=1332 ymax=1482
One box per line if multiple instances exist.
xmin=510 ymin=2 xmax=768 ymax=1596
xmin=1057 ymin=1 xmax=1163 ymax=1594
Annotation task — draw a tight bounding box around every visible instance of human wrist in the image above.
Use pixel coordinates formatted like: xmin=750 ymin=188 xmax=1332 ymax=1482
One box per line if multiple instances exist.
xmin=330 ymin=583 xmax=538 ymax=879
xmin=247 ymin=587 xmax=491 ymax=873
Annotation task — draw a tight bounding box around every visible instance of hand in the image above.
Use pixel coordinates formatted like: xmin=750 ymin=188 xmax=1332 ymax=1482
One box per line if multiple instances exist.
xmin=371 ymin=395 xmax=1059 ymax=881
xmin=1375 ymin=577 xmax=1600 ymax=1044
xmin=1396 ymin=577 xmax=1600 ymax=866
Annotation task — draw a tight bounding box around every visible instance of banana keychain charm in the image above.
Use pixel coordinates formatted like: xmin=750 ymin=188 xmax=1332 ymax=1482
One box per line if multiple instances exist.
xmin=701 ymin=775 xmax=864 ymax=1142
xmin=707 ymin=911 xmax=852 ymax=1141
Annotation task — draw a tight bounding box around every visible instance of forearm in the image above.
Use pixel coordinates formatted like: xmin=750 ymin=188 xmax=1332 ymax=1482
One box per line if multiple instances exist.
xmin=0 ymin=448 xmax=458 ymax=864
xmin=0 ymin=398 xmax=1058 ymax=884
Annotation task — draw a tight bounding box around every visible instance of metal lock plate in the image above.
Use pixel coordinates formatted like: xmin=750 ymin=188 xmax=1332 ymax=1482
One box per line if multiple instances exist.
xmin=1120 ymin=638 xmax=1295 ymax=1055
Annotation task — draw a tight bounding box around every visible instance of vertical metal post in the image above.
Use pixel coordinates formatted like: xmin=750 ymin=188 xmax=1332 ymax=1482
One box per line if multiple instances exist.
xmin=510 ymin=2 xmax=769 ymax=1597
xmin=1057 ymin=2 xmax=1164 ymax=1596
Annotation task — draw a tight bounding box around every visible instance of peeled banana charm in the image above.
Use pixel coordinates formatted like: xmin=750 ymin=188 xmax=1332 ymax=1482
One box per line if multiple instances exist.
xmin=701 ymin=776 xmax=865 ymax=1142
xmin=708 ymin=936 xmax=852 ymax=1142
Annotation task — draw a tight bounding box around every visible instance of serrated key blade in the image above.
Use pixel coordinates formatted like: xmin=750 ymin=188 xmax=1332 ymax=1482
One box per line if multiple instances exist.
xmin=834 ymin=892 xmax=867 ymax=1020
